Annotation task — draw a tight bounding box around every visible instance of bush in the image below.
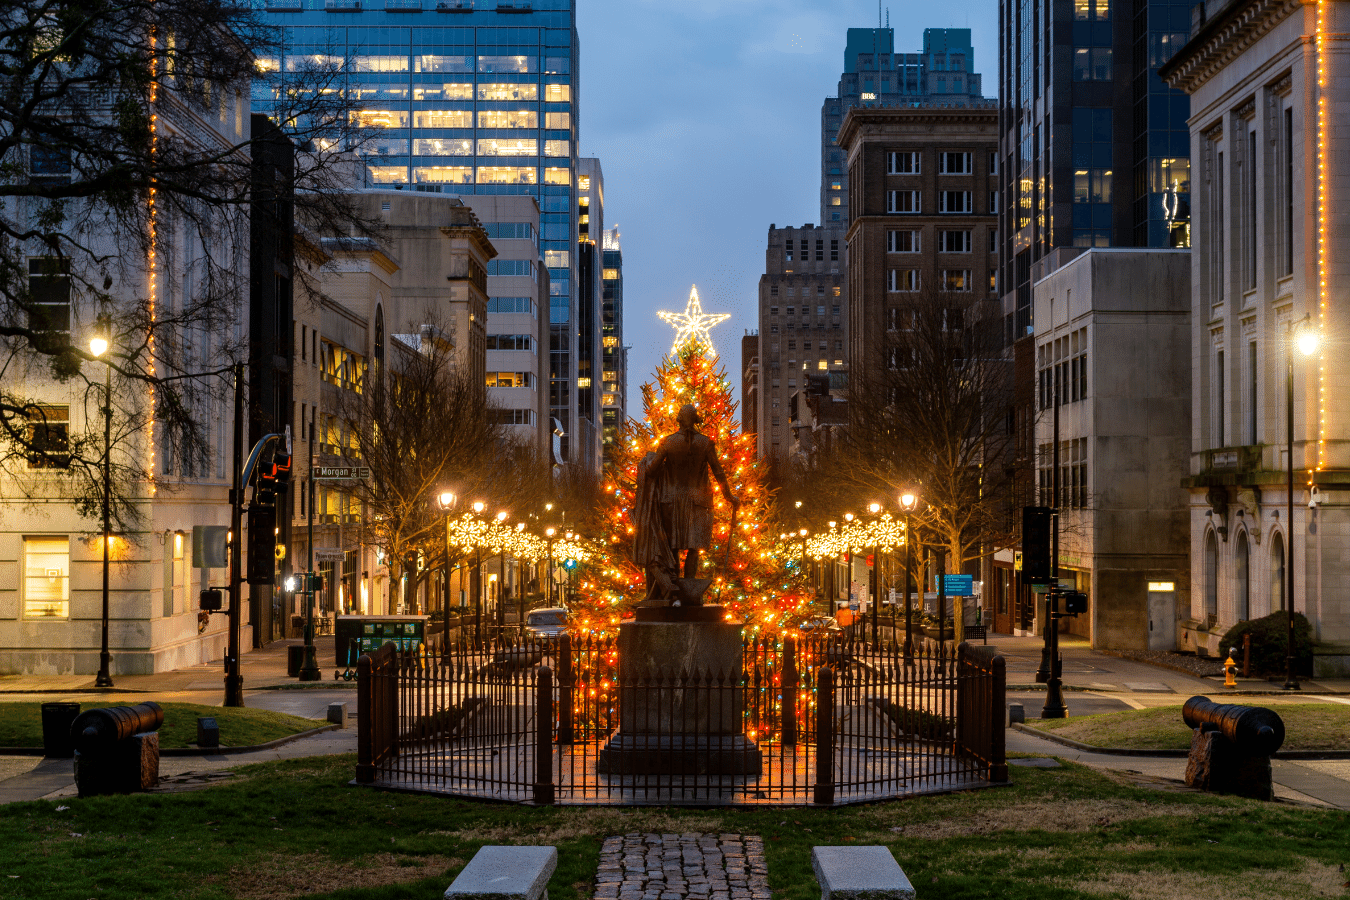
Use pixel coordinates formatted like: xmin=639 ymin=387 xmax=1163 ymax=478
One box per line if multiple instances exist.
xmin=1219 ymin=611 xmax=1313 ymax=677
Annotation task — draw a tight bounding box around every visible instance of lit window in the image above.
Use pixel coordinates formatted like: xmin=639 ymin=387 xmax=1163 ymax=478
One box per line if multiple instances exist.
xmin=544 ymin=84 xmax=571 ymax=102
xmin=23 ymin=536 xmax=69 ymax=619
xmin=602 ymin=268 xmax=619 ymax=280
xmin=412 ymin=110 xmax=470 ymax=128
xmin=476 ymin=166 xmax=537 ymax=185
xmin=545 ymin=112 xmax=571 ymax=129
xmin=352 ymin=56 xmax=409 ymax=73
xmin=477 ymin=55 xmax=534 ymax=74
xmin=544 ymin=140 xmax=570 ymax=157
xmin=413 ymin=166 xmax=473 ymax=184
xmin=413 ymin=83 xmax=473 ymax=100
xmin=26 ymin=405 xmax=69 ymax=469
xmin=414 ymin=55 xmax=474 ymax=74
xmin=354 ymin=110 xmax=410 ymax=129
xmin=577 ymin=377 xmax=592 ymax=388
xmin=477 ymin=83 xmax=538 ymax=101
xmin=367 ymin=166 xmax=408 ymax=184
xmin=545 ymin=168 xmax=571 ymax=185
xmin=477 ymin=110 xmax=538 ymax=129
xmin=477 ymin=138 xmax=538 ymax=156
xmin=413 ymin=138 xmax=471 ymax=156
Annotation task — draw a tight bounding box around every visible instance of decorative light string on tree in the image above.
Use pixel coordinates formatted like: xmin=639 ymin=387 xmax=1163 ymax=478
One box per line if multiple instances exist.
xmin=569 ymin=285 xmax=815 ymax=637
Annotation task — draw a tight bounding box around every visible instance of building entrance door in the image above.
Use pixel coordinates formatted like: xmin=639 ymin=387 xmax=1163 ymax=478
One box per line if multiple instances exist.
xmin=1147 ymin=590 xmax=1177 ymax=650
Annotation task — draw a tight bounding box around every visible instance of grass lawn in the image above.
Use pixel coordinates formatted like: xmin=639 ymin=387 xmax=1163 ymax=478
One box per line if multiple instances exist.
xmin=0 ymin=700 xmax=321 ymax=750
xmin=1022 ymin=702 xmax=1350 ymax=752
xmin=0 ymin=754 xmax=1348 ymax=900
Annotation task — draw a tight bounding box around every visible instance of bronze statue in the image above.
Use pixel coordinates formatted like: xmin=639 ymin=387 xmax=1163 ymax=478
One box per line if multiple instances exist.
xmin=634 ymin=404 xmax=739 ymax=606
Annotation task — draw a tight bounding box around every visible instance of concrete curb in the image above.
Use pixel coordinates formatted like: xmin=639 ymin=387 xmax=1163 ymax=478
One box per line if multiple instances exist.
xmin=1011 ymin=722 xmax=1350 ymax=760
xmin=0 ymin=723 xmax=342 ymax=759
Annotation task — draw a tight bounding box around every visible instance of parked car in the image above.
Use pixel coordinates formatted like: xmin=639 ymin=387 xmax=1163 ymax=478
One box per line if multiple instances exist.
xmin=525 ymin=607 xmax=568 ymax=639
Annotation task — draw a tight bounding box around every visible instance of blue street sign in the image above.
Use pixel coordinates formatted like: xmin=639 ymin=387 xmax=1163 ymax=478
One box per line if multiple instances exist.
xmin=941 ymin=574 xmax=974 ymax=595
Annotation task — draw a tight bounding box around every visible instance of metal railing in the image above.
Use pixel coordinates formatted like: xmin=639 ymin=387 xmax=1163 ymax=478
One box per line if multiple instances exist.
xmin=355 ymin=630 xmax=1006 ymax=806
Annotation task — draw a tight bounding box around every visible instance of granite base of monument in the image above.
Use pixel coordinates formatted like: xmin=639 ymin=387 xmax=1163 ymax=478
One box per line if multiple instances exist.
xmin=596 ymin=607 xmax=762 ymax=776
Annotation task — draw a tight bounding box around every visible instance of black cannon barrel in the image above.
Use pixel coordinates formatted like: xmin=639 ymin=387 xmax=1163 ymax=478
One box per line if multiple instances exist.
xmin=70 ymin=702 xmax=164 ymax=754
xmin=1182 ymin=695 xmax=1284 ymax=756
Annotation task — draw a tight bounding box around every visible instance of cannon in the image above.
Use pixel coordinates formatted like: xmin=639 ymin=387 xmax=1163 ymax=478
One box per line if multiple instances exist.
xmin=1182 ymin=695 xmax=1284 ymax=801
xmin=70 ymin=702 xmax=164 ymax=797
xmin=1182 ymin=696 xmax=1284 ymax=756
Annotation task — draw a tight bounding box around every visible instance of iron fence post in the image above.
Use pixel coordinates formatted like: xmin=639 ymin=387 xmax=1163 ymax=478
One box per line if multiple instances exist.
xmin=813 ymin=667 xmax=835 ymax=805
xmin=535 ymin=666 xmax=555 ymax=805
xmin=782 ymin=637 xmax=798 ymax=746
xmin=558 ymin=634 xmax=574 ymax=744
xmin=991 ymin=652 xmax=1008 ymax=781
xmin=355 ymin=651 xmax=373 ymax=783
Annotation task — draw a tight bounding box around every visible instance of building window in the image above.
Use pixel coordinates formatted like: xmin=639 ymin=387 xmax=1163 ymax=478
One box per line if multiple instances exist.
xmin=490 ymin=409 xmax=537 ymax=426
xmin=830 ymin=239 xmax=839 ymax=261
xmin=887 ymin=151 xmax=920 ymax=174
xmin=938 ymin=191 xmax=971 ymax=214
xmin=23 ymin=536 xmax=69 ymax=619
xmin=888 ymin=269 xmax=920 ymax=292
xmin=27 ymin=258 xmax=71 ymax=338
xmin=888 ymin=229 xmax=920 ymax=253
xmin=989 ymin=229 xmax=999 ymax=252
xmin=989 ymin=191 xmax=998 ymax=214
xmin=887 ymin=190 xmax=921 ymax=214
xmin=486 ymin=372 xmax=536 ymax=388
xmin=939 ymin=230 xmax=971 ymax=253
xmin=989 ymin=151 xmax=998 ymax=175
xmin=815 ymin=239 xmax=824 ymax=261
xmin=1072 ymin=47 xmax=1113 ymax=81
xmin=26 ymin=405 xmax=69 ymax=469
xmin=938 ymin=151 xmax=972 ymax=174
xmin=941 ymin=269 xmax=972 ymax=291
xmin=486 ymin=334 xmax=534 ymax=351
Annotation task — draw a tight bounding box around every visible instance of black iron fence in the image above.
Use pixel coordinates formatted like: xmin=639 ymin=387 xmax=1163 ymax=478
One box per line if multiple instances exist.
xmin=355 ymin=630 xmax=1006 ymax=806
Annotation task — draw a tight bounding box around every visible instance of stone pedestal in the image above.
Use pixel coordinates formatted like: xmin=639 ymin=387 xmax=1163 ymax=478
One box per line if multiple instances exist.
xmin=1184 ymin=728 xmax=1273 ymax=801
xmin=597 ymin=608 xmax=761 ymax=776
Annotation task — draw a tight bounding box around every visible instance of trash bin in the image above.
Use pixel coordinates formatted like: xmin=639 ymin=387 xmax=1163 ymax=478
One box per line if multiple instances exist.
xmin=41 ymin=701 xmax=81 ymax=758
xmin=287 ymin=644 xmax=305 ymax=677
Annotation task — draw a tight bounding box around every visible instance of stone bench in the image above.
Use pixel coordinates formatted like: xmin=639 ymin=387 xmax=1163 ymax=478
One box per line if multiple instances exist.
xmin=812 ymin=846 xmax=915 ymax=900
xmin=445 ymin=846 xmax=556 ymax=900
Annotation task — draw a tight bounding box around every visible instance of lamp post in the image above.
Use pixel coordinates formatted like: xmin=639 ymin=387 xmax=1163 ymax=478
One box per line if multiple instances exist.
xmin=471 ymin=501 xmax=485 ymax=646
xmin=495 ymin=510 xmax=509 ymax=629
xmin=545 ymin=526 xmax=556 ymax=607
xmin=1285 ymin=318 xmax=1319 ymax=691
xmin=89 ymin=319 xmax=114 ymax=688
xmin=899 ymin=492 xmax=917 ymax=662
xmin=867 ymin=502 xmax=882 ymax=645
xmin=437 ymin=489 xmax=457 ymax=619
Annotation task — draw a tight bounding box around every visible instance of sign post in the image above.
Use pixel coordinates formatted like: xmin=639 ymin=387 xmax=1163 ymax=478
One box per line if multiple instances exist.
xmin=299 ymin=466 xmax=369 ymax=681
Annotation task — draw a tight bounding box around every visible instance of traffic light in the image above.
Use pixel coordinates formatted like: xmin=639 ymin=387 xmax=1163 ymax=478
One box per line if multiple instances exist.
xmin=246 ymin=504 xmax=278 ymax=585
xmin=254 ymin=460 xmax=278 ymax=508
xmin=272 ymin=450 xmax=292 ymax=496
xmin=1061 ymin=591 xmax=1087 ymax=615
xmin=1021 ymin=506 xmax=1052 ymax=584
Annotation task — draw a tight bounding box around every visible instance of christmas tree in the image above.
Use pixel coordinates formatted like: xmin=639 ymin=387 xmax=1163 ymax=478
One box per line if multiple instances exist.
xmin=570 ymin=287 xmax=815 ymax=637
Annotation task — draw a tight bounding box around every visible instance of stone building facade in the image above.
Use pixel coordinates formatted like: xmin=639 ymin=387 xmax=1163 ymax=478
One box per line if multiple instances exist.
xmin=1162 ymin=0 xmax=1350 ymax=673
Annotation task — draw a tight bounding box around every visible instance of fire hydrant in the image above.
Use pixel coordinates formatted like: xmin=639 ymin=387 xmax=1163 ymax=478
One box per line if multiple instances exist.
xmin=1223 ymin=648 xmax=1239 ymax=687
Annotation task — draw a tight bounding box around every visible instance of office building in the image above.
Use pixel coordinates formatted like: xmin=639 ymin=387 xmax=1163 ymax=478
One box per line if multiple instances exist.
xmin=570 ymin=158 xmax=604 ymax=472
xmin=821 ymin=27 xmax=987 ymax=225
xmin=754 ymin=224 xmax=847 ymax=461
xmin=741 ymin=331 xmax=759 ymax=441
xmin=255 ymin=1 xmax=583 ymax=461
xmin=998 ymin=0 xmax=1192 ymax=344
xmin=1031 ymin=250 xmax=1191 ymax=647
xmin=1162 ymin=0 xmax=1350 ymax=674
xmin=600 ymin=226 xmax=626 ymax=466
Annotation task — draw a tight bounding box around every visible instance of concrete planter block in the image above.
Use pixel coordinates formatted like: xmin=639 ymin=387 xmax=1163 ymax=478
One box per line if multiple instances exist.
xmin=812 ymin=846 xmax=915 ymax=900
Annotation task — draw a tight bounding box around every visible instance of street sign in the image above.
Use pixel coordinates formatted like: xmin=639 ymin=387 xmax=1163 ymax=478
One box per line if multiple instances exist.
xmin=312 ymin=466 xmax=371 ymax=480
xmin=314 ymin=548 xmax=345 ymax=562
xmin=941 ymin=574 xmax=974 ymax=595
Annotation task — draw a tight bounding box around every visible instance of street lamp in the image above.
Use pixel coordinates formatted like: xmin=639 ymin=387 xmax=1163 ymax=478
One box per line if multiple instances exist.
xmin=868 ymin=501 xmax=882 ymax=644
xmin=495 ymin=510 xmax=509 ymax=629
xmin=437 ymin=490 xmax=458 ymax=617
xmin=90 ymin=317 xmax=114 ymax=688
xmin=1285 ymin=318 xmax=1320 ymax=691
xmin=544 ymin=526 xmax=556 ymax=607
xmin=899 ymin=491 xmax=917 ymax=662
xmin=471 ymin=501 xmax=485 ymax=645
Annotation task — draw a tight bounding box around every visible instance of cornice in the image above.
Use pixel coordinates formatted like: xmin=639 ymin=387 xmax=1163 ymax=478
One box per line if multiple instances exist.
xmin=1160 ymin=0 xmax=1307 ymax=94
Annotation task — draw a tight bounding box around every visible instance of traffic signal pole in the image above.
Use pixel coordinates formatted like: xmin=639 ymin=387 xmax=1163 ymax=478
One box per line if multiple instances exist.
xmin=299 ymin=474 xmax=320 ymax=680
xmin=226 ymin=364 xmax=245 ymax=707
xmin=1042 ymin=365 xmax=1068 ymax=719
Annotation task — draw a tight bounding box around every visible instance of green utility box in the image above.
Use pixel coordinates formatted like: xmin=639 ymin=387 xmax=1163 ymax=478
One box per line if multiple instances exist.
xmin=333 ymin=615 xmax=429 ymax=666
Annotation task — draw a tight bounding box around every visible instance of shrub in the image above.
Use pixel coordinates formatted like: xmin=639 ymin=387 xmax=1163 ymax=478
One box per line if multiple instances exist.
xmin=1219 ymin=611 xmax=1313 ymax=677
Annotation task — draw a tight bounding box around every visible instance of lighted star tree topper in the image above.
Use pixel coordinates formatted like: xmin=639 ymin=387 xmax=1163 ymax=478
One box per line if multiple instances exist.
xmin=657 ymin=285 xmax=731 ymax=357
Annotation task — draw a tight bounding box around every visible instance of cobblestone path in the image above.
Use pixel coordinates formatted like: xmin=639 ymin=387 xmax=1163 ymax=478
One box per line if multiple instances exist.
xmin=593 ymin=833 xmax=770 ymax=900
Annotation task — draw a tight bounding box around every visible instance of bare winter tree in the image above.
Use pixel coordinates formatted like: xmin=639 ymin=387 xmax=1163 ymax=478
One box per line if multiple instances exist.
xmin=839 ymin=291 xmax=1016 ymax=636
xmin=0 ymin=0 xmax=371 ymax=527
xmin=334 ymin=323 xmax=548 ymax=614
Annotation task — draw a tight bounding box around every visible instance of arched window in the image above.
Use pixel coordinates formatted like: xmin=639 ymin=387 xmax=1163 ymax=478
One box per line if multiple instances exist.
xmin=1204 ymin=530 xmax=1218 ymax=619
xmin=1270 ymin=531 xmax=1286 ymax=612
xmin=1234 ymin=532 xmax=1250 ymax=622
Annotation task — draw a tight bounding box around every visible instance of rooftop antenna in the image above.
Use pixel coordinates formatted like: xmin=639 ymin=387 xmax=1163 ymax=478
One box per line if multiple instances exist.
xmin=878 ymin=0 xmax=882 ymax=29
xmin=887 ymin=8 xmax=890 ymax=27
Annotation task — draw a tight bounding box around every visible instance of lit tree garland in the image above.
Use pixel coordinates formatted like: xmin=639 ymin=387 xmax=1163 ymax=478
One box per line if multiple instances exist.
xmin=569 ymin=306 xmax=815 ymax=637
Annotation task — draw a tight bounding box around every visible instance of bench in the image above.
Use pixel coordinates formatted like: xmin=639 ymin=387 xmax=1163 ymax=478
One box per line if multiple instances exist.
xmin=812 ymin=846 xmax=915 ymax=900
xmin=963 ymin=623 xmax=988 ymax=644
xmin=445 ymin=845 xmax=556 ymax=900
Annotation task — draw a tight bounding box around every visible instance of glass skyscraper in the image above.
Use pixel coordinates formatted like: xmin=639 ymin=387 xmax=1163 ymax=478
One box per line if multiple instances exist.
xmin=255 ymin=0 xmax=582 ymax=461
